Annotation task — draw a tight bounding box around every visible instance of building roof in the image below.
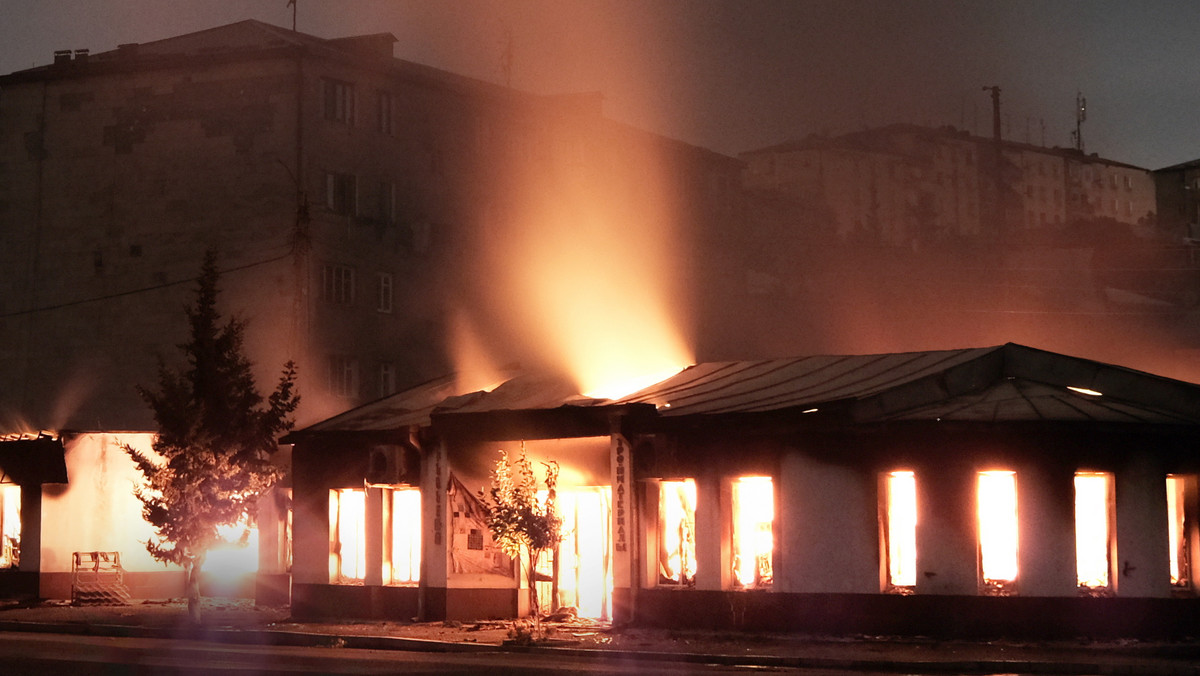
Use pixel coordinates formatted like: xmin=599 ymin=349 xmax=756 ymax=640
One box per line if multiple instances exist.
xmin=287 ymin=344 xmax=1200 ymax=443
xmin=0 ymin=434 xmax=69 ymax=484
xmin=615 ymin=343 xmax=1200 ymax=425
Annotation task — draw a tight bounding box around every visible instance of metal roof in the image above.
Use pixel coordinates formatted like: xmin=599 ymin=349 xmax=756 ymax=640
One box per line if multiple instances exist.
xmin=288 ymin=343 xmax=1200 ymax=439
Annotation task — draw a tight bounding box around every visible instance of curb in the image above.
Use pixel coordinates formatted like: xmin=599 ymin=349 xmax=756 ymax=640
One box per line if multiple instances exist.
xmin=1 ymin=620 xmax=1198 ymax=675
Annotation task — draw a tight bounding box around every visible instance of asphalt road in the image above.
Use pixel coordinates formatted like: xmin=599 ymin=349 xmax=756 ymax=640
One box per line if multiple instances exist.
xmin=0 ymin=630 xmax=908 ymax=675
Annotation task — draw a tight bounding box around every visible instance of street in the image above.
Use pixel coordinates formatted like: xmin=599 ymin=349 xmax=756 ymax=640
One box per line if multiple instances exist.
xmin=0 ymin=630 xmax=898 ymax=675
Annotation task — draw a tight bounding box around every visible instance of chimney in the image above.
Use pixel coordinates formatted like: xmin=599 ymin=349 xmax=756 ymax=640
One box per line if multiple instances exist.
xmin=73 ymin=49 xmax=90 ymax=64
xmin=53 ymin=50 xmax=72 ymax=65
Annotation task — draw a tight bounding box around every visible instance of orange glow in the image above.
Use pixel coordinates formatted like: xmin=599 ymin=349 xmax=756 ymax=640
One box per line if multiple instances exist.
xmin=206 ymin=520 xmax=259 ymax=575
xmin=1167 ymin=476 xmax=1187 ymax=586
xmin=330 ymin=488 xmax=366 ymax=581
xmin=731 ymin=476 xmax=773 ymax=588
xmin=659 ymin=479 xmax=697 ymax=584
xmin=388 ymin=488 xmax=421 ymax=584
xmin=0 ymin=484 xmax=20 ymax=568
xmin=977 ymin=470 xmax=1018 ymax=585
xmin=1074 ymin=472 xmax=1111 ymax=589
xmin=884 ymin=471 xmax=917 ymax=588
xmin=536 ymin=487 xmax=613 ymax=619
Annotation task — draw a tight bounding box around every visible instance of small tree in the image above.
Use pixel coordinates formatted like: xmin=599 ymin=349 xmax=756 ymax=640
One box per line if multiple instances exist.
xmin=477 ymin=447 xmax=563 ymax=620
xmin=125 ymin=250 xmax=299 ymax=622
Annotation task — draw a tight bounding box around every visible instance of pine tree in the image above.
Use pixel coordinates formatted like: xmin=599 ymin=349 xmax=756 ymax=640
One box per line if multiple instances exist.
xmin=125 ymin=250 xmax=299 ymax=622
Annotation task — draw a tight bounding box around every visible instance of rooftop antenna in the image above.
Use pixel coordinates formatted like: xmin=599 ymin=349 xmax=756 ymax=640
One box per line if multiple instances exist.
xmin=287 ymin=0 xmax=297 ymax=32
xmin=1071 ymin=91 xmax=1086 ymax=152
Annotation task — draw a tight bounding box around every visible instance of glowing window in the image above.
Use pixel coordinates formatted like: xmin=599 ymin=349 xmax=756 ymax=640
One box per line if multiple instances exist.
xmin=0 ymin=484 xmax=19 ymax=568
xmin=658 ymin=479 xmax=697 ymax=585
xmin=977 ymin=470 xmax=1018 ymax=591
xmin=386 ymin=487 xmax=421 ymax=584
xmin=731 ymin=476 xmax=773 ymax=589
xmin=329 ymin=488 xmax=366 ymax=582
xmin=1167 ymin=475 xmax=1190 ymax=587
xmin=883 ymin=471 xmax=917 ymax=590
xmin=1074 ymin=472 xmax=1112 ymax=590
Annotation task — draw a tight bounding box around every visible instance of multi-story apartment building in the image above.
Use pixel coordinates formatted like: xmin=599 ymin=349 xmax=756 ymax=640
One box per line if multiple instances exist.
xmin=741 ymin=124 xmax=1156 ymax=246
xmin=0 ymin=20 xmax=742 ymax=601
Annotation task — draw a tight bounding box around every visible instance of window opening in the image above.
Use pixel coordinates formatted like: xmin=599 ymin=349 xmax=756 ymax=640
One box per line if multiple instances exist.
xmin=1074 ymin=472 xmax=1113 ymax=593
xmin=534 ymin=487 xmax=612 ymax=619
xmin=0 ymin=484 xmax=20 ymax=568
xmin=731 ymin=476 xmax=773 ymax=589
xmin=1167 ymin=475 xmax=1190 ymax=587
xmin=329 ymin=488 xmax=366 ymax=582
xmin=386 ymin=487 xmax=421 ymax=584
xmin=323 ymin=79 xmax=354 ymax=123
xmin=325 ymin=172 xmax=357 ymax=215
xmin=977 ymin=470 xmax=1018 ymax=594
xmin=883 ymin=470 xmax=917 ymax=591
xmin=658 ymin=479 xmax=696 ymax=585
xmin=326 ymin=355 xmax=359 ymax=398
xmin=376 ymin=273 xmax=393 ymax=313
xmin=321 ymin=264 xmax=355 ymax=305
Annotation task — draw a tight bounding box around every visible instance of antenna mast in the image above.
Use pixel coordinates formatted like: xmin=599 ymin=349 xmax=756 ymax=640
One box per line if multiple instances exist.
xmin=1071 ymin=91 xmax=1086 ymax=152
xmin=287 ymin=0 xmax=297 ymax=32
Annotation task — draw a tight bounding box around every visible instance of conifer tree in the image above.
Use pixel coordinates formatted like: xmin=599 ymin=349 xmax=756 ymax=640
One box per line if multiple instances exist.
xmin=126 ymin=250 xmax=299 ymax=622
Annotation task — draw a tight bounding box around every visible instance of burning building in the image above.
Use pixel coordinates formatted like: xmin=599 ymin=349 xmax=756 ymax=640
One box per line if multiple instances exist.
xmin=285 ymin=343 xmax=1200 ymax=638
xmin=0 ymin=20 xmax=739 ymax=603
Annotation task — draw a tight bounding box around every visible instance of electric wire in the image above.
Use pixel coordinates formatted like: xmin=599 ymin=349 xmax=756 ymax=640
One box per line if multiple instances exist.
xmin=1 ymin=248 xmax=296 ymax=319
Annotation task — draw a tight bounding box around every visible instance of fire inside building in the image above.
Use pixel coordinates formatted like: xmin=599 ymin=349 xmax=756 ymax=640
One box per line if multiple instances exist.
xmin=283 ymin=343 xmax=1200 ymax=638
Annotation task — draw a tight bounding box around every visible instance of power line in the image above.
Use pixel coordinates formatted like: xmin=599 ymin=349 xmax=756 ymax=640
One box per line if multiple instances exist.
xmin=1 ymin=250 xmax=294 ymax=319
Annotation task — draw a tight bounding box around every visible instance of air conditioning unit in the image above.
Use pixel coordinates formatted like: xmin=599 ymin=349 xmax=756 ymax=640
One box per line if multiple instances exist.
xmin=365 ymin=444 xmax=412 ymax=486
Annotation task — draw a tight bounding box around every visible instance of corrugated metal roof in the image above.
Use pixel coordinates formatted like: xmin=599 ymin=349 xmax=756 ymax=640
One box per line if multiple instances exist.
xmin=613 ymin=346 xmax=998 ymax=416
xmin=289 ymin=343 xmax=1200 ymax=438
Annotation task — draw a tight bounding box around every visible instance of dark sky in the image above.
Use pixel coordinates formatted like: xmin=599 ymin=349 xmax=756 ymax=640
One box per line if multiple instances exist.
xmin=3 ymin=0 xmax=1199 ymax=169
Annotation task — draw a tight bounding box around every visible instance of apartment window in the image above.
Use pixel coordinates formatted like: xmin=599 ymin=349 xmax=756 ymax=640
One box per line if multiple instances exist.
xmin=0 ymin=484 xmax=20 ymax=568
xmin=327 ymin=355 xmax=359 ymax=398
xmin=977 ymin=470 xmax=1018 ymax=594
xmin=323 ymin=78 xmax=355 ymax=123
xmin=377 ymin=181 xmax=395 ymax=222
xmin=377 ymin=362 xmax=396 ymax=398
xmin=731 ymin=476 xmax=773 ymax=589
xmin=321 ymin=265 xmax=355 ymax=305
xmin=376 ymin=272 xmax=393 ymax=313
xmin=1124 ymin=175 xmax=1132 ymax=190
xmin=658 ymin=479 xmax=697 ymax=585
xmin=376 ymin=90 xmax=394 ymax=135
xmin=385 ymin=487 xmax=421 ymax=584
xmin=329 ymin=488 xmax=366 ymax=582
xmin=1075 ymin=472 xmax=1113 ymax=592
xmin=882 ymin=471 xmax=917 ymax=591
xmin=325 ymin=172 xmax=357 ymax=216
xmin=1125 ymin=200 xmax=1133 ymax=217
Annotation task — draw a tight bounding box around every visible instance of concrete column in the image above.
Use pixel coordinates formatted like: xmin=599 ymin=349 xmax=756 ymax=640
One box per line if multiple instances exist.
xmin=1015 ymin=461 xmax=1077 ymax=596
xmin=21 ymin=484 xmax=42 ymax=573
xmin=364 ymin=486 xmax=384 ymax=586
xmin=915 ymin=461 xmax=978 ymax=595
xmin=779 ymin=452 xmax=878 ymax=593
xmin=423 ymin=441 xmax=448 ymax=589
xmin=609 ymin=434 xmax=634 ymax=621
xmin=1114 ymin=451 xmax=1170 ymax=598
xmin=290 ymin=450 xmax=327 ymax=585
xmin=693 ymin=472 xmax=726 ymax=591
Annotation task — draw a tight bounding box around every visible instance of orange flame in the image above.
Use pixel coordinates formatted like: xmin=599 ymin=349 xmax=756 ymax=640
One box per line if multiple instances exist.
xmin=1074 ymin=472 xmax=1111 ymax=588
xmin=977 ymin=470 xmax=1018 ymax=584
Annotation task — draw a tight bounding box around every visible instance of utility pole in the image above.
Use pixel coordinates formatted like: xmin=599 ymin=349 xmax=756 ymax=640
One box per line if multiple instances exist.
xmin=982 ymin=86 xmax=1005 ymax=240
xmin=1071 ymin=91 xmax=1086 ymax=152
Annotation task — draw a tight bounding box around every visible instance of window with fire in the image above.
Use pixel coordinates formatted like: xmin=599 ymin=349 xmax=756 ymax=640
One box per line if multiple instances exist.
xmin=657 ymin=480 xmax=696 ymax=586
xmin=329 ymin=487 xmax=421 ymax=584
xmin=0 ymin=484 xmax=18 ymax=569
xmin=731 ymin=477 xmax=773 ymax=589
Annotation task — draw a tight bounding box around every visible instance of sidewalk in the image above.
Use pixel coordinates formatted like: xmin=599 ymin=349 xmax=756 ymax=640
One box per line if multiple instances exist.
xmin=1 ymin=598 xmax=1199 ymax=674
